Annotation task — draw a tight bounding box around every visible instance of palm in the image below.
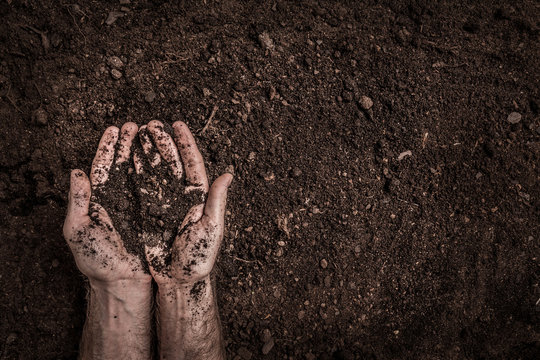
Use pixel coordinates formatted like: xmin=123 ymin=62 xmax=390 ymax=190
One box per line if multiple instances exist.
xmin=138 ymin=121 xmax=231 ymax=287
xmin=64 ymin=123 xmax=150 ymax=284
xmin=69 ymin=202 xmax=149 ymax=282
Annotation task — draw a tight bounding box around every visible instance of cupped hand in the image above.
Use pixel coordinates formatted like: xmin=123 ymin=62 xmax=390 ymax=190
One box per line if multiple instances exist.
xmin=135 ymin=120 xmax=232 ymax=286
xmin=63 ymin=123 xmax=151 ymax=284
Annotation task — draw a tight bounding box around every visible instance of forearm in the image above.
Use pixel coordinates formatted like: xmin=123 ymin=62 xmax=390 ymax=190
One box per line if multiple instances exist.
xmin=157 ymin=276 xmax=224 ymax=360
xmin=80 ymin=279 xmax=152 ymax=360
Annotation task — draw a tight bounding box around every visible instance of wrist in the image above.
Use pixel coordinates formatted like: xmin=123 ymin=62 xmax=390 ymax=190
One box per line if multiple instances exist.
xmin=89 ymin=278 xmax=152 ymax=320
xmin=157 ymin=276 xmax=211 ymax=300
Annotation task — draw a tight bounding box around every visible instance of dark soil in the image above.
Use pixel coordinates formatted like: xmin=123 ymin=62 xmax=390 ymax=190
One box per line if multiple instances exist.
xmin=93 ymin=123 xmax=202 ymax=270
xmin=1 ymin=1 xmax=539 ymax=359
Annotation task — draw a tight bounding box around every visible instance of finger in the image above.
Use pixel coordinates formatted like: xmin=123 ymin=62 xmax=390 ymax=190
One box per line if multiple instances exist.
xmin=173 ymin=121 xmax=209 ymax=193
xmin=63 ymin=169 xmax=91 ymax=240
xmin=203 ymin=173 xmax=233 ymax=226
xmin=148 ymin=120 xmax=183 ymax=179
xmin=90 ymin=126 xmax=119 ymax=187
xmin=116 ymin=122 xmax=138 ymax=164
xmin=133 ymin=150 xmax=144 ymax=174
xmin=67 ymin=169 xmax=91 ymax=219
xmin=139 ymin=125 xmax=161 ymax=167
xmin=179 ymin=203 xmax=205 ymax=231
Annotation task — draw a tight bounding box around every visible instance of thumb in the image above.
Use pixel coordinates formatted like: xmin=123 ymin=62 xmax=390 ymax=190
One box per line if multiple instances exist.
xmin=203 ymin=173 xmax=233 ymax=227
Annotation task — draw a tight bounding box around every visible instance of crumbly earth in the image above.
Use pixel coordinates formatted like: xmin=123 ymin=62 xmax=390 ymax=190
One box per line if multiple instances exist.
xmin=0 ymin=1 xmax=539 ymax=359
xmin=93 ymin=123 xmax=202 ymax=271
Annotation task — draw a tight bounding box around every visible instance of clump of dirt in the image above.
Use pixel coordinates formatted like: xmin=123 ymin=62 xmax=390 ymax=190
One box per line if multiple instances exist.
xmin=93 ymin=124 xmax=202 ymax=269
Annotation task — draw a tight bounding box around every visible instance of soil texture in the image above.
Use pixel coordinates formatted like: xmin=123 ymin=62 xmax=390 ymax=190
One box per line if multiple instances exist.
xmin=0 ymin=1 xmax=539 ymax=359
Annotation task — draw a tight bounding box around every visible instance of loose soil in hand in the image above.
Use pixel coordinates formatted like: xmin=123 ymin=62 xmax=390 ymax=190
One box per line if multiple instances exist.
xmin=93 ymin=123 xmax=203 ymax=271
xmin=1 ymin=1 xmax=539 ymax=359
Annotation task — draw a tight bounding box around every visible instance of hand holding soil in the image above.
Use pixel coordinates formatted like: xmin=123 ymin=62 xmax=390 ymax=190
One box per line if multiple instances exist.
xmin=63 ymin=123 xmax=150 ymax=284
xmin=136 ymin=120 xmax=232 ymax=287
xmin=63 ymin=121 xmax=231 ymax=359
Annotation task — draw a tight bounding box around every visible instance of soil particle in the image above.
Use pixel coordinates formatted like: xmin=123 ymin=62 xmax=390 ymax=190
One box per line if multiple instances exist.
xmin=320 ymin=259 xmax=328 ymax=269
xmin=507 ymin=112 xmax=522 ymax=124
xmin=359 ymin=95 xmax=374 ymax=110
xmin=110 ymin=69 xmax=122 ymax=79
xmin=107 ymin=56 xmax=124 ymax=69
xmin=144 ymin=91 xmax=156 ymax=103
xmin=258 ymin=31 xmax=274 ymax=51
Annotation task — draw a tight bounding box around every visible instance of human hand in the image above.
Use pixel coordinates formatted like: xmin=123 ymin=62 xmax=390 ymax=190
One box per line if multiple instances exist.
xmin=63 ymin=123 xmax=151 ymax=285
xmin=134 ymin=120 xmax=232 ymax=287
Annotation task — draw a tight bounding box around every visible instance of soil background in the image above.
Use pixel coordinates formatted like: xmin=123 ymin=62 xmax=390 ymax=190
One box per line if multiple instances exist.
xmin=1 ymin=1 xmax=539 ymax=359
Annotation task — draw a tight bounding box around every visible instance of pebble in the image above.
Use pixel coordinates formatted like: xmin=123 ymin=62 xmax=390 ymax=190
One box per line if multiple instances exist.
xmin=258 ymin=31 xmax=274 ymax=51
xmin=106 ymin=11 xmax=124 ymax=26
xmin=107 ymin=56 xmax=123 ymax=68
xmin=320 ymin=258 xmax=328 ymax=269
xmin=397 ymin=150 xmax=412 ymax=161
xmin=144 ymin=91 xmax=156 ymax=103
xmin=262 ymin=338 xmax=274 ymax=355
xmin=111 ymin=69 xmax=122 ymax=79
xmin=298 ymin=310 xmax=306 ymax=319
xmin=507 ymin=112 xmax=522 ymax=124
xmin=277 ymin=240 xmax=286 ymax=246
xmin=359 ymin=95 xmax=373 ymax=110
xmin=32 ymin=108 xmax=48 ymax=126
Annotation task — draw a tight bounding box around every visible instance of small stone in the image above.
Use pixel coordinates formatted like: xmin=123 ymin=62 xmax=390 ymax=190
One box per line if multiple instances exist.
xmin=298 ymin=310 xmax=305 ymax=319
xmin=32 ymin=108 xmax=48 ymax=126
xmin=507 ymin=112 xmax=522 ymax=124
xmin=105 ymin=11 xmax=124 ymax=25
xmin=397 ymin=150 xmax=412 ymax=161
xmin=258 ymin=31 xmax=274 ymax=51
xmin=262 ymin=338 xmax=274 ymax=355
xmin=144 ymin=91 xmax=156 ymax=103
xmin=275 ymin=248 xmax=283 ymax=257
xmin=277 ymin=240 xmax=286 ymax=247
xmin=245 ymin=226 xmax=253 ymax=232
xmin=359 ymin=95 xmax=373 ymax=110
xmin=237 ymin=347 xmax=252 ymax=360
xmin=320 ymin=258 xmax=328 ymax=269
xmin=52 ymin=259 xmax=59 ymax=268
xmin=107 ymin=56 xmax=123 ymax=68
xmin=111 ymin=68 xmax=122 ymax=79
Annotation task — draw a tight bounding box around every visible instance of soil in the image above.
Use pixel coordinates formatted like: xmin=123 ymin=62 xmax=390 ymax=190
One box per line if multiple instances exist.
xmin=0 ymin=0 xmax=539 ymax=359
xmin=93 ymin=123 xmax=202 ymax=270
